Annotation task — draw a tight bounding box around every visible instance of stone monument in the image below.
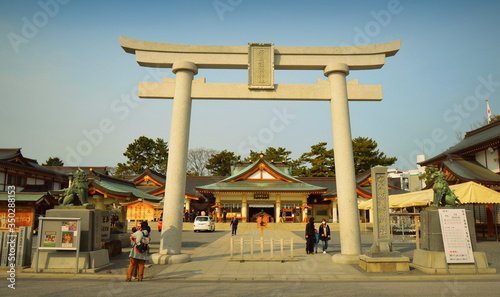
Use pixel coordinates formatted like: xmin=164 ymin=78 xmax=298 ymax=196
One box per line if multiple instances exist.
xmin=359 ymin=166 xmax=409 ymax=272
xmin=119 ymin=36 xmax=401 ymax=264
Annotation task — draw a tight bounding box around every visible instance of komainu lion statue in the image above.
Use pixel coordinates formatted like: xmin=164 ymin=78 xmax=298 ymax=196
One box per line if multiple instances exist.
xmin=58 ymin=169 xmax=89 ymax=206
xmin=432 ymin=171 xmax=461 ymax=207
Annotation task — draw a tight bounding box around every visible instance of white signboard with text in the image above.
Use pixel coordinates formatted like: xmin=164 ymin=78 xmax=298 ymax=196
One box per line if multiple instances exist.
xmin=438 ymin=209 xmax=474 ymax=263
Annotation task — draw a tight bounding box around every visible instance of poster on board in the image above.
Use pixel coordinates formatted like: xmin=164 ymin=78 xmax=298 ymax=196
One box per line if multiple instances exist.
xmin=61 ymin=231 xmax=74 ymax=248
xmin=438 ymin=209 xmax=474 ymax=263
xmin=43 ymin=231 xmax=56 ymax=247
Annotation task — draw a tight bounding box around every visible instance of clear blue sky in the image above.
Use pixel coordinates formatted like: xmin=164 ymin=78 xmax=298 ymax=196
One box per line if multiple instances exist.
xmin=1 ymin=0 xmax=499 ymax=171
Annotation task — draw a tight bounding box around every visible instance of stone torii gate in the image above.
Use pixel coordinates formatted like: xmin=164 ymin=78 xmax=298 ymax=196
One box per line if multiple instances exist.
xmin=119 ymin=36 xmax=401 ymax=264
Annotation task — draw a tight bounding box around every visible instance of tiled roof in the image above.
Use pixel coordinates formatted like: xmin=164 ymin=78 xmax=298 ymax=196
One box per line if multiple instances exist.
xmin=0 ymin=192 xmax=52 ymax=202
xmin=197 ymin=158 xmax=326 ymax=194
xmin=0 ymin=148 xmax=67 ymax=179
xmin=421 ymin=120 xmax=500 ymax=165
xmin=443 ymin=155 xmax=500 ymax=185
xmin=90 ymin=179 xmax=161 ymax=201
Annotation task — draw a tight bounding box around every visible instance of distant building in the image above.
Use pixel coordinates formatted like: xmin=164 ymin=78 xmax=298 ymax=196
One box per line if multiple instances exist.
xmin=0 ymin=148 xmax=67 ymax=231
xmin=129 ymin=156 xmax=408 ymax=224
xmin=388 ymin=155 xmax=427 ymax=192
xmin=419 ymin=120 xmax=500 ymax=239
xmin=0 ymin=148 xmax=68 ymax=192
xmin=419 ymin=120 xmax=500 ymax=187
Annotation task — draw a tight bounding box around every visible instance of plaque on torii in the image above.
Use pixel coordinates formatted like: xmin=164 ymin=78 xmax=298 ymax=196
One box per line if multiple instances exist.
xmin=119 ymin=36 xmax=401 ymax=264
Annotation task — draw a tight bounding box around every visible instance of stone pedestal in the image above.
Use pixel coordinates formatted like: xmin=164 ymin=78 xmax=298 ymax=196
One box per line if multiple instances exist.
xmin=411 ymin=249 xmax=495 ymax=274
xmin=419 ymin=209 xmax=477 ymax=251
xmin=29 ymin=249 xmax=110 ymax=273
xmin=359 ymin=255 xmax=410 ymax=272
xmin=150 ymin=253 xmax=191 ymax=265
xmin=412 ymin=209 xmax=495 ymax=274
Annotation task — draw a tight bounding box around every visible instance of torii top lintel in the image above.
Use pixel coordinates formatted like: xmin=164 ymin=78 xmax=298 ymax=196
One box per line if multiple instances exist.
xmin=119 ymin=36 xmax=401 ymax=71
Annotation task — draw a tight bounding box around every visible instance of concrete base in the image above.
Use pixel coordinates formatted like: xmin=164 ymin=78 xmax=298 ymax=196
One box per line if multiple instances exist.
xmin=359 ymin=255 xmax=409 ymax=272
xmin=29 ymin=249 xmax=110 ymax=273
xmin=411 ymin=249 xmax=496 ymax=274
xmin=332 ymin=253 xmax=360 ymax=264
xmin=150 ymin=253 xmax=191 ymax=265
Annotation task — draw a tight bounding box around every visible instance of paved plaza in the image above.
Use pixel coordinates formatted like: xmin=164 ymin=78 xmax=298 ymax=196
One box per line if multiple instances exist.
xmin=12 ymin=223 xmax=500 ymax=282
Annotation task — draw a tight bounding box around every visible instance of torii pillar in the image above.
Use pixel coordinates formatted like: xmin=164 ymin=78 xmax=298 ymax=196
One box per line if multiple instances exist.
xmin=119 ymin=36 xmax=401 ymax=265
xmin=325 ymin=63 xmax=362 ymax=263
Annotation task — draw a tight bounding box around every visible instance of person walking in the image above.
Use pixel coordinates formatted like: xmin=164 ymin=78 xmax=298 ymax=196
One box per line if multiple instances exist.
xmin=222 ymin=209 xmax=227 ymax=223
xmin=230 ymin=216 xmax=239 ymax=236
xmin=305 ymin=217 xmax=315 ymax=254
xmin=126 ymin=222 xmax=149 ymax=281
xmin=318 ymin=219 xmax=331 ymax=254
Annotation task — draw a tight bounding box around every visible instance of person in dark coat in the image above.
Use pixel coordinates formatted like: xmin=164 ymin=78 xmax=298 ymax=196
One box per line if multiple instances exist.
xmin=305 ymin=217 xmax=315 ymax=254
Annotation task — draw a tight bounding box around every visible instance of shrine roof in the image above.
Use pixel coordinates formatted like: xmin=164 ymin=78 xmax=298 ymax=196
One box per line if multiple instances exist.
xmin=196 ymin=157 xmax=326 ymax=194
xmin=442 ymin=155 xmax=500 ymax=185
xmin=420 ymin=120 xmax=500 ymax=165
xmin=0 ymin=192 xmax=52 ymax=202
xmin=133 ymin=168 xmax=166 ymax=184
xmin=90 ymin=178 xmax=161 ymax=201
xmin=0 ymin=148 xmax=67 ymax=180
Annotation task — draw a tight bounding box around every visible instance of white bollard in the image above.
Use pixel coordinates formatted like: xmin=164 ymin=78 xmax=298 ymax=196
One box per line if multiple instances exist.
xmin=230 ymin=236 xmax=234 ymax=259
xmin=270 ymin=238 xmax=274 ymax=259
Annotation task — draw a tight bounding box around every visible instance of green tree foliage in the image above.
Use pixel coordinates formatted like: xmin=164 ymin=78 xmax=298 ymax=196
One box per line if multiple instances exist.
xmin=205 ymin=150 xmax=236 ymax=176
xmin=292 ymin=138 xmax=397 ymax=177
xmin=115 ymin=136 xmax=168 ymax=178
xmin=418 ymin=165 xmax=439 ymax=186
xmin=42 ymin=157 xmax=64 ymax=166
xmin=294 ymin=142 xmax=335 ymax=177
xmin=245 ymin=147 xmax=292 ymax=163
xmin=352 ymin=137 xmax=397 ymax=174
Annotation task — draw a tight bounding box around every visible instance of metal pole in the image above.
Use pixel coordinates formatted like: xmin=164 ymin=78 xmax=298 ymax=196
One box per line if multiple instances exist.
xmin=415 ymin=215 xmax=420 ymax=249
xmin=495 ymin=205 xmax=498 ymax=241
xmin=34 ymin=219 xmax=43 ymax=273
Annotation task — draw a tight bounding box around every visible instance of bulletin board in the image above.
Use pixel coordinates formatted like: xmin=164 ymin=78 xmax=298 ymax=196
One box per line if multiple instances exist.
xmin=35 ymin=217 xmax=82 ymax=273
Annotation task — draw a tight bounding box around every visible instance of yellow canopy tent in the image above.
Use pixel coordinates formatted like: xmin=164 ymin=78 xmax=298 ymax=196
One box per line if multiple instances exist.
xmin=450 ymin=181 xmax=500 ymax=204
xmin=357 ymin=181 xmax=500 ymax=210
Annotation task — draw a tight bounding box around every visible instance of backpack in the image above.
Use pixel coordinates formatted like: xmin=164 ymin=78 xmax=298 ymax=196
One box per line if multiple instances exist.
xmin=140 ymin=231 xmax=151 ymax=245
xmin=134 ymin=230 xmax=150 ymax=253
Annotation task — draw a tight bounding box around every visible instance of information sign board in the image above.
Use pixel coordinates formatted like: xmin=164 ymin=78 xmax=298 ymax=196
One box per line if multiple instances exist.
xmin=438 ymin=209 xmax=474 ymax=263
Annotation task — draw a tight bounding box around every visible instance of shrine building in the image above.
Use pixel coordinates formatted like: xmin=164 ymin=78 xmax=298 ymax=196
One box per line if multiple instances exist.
xmin=196 ymin=154 xmax=327 ymax=222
